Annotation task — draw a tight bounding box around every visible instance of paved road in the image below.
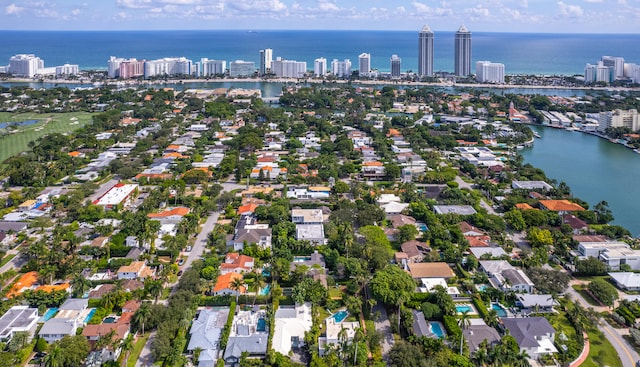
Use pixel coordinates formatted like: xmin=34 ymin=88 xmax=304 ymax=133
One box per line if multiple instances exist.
xmin=183 ymin=210 xmax=220 ymax=271
xmin=566 ymin=285 xmax=640 ymax=367
xmin=135 ymin=331 xmax=156 ymax=367
xmin=372 ymin=303 xmax=394 ymax=360
xmin=454 ymin=176 xmax=498 ymax=215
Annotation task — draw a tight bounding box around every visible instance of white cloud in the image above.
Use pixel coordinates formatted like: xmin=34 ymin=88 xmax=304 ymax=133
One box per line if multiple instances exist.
xmin=71 ymin=9 xmax=81 ymax=15
xmin=117 ymin=0 xmax=153 ymax=9
xmin=5 ymin=4 xmax=25 ymax=15
xmin=467 ymin=5 xmax=490 ymax=17
xmin=317 ymin=0 xmax=339 ymax=12
xmin=558 ymin=1 xmax=584 ymax=17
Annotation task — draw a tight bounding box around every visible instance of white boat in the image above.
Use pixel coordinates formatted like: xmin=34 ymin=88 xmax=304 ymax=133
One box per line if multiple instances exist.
xmin=533 ymin=132 xmax=541 ymax=138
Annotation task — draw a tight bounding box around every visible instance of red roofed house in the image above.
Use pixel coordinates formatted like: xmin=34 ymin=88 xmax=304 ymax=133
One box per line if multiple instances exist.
xmin=213 ymin=273 xmax=246 ymax=296
xmin=237 ymin=203 xmax=259 ymax=215
xmin=147 ymin=207 xmax=190 ymax=220
xmin=219 ymin=253 xmax=255 ymax=275
xmin=362 ymin=161 xmax=386 ymax=180
xmin=83 ymin=312 xmax=133 ymax=362
xmin=539 ymin=200 xmax=585 ymax=215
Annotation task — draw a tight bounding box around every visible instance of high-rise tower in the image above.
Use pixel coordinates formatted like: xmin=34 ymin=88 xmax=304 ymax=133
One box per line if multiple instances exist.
xmin=454 ymin=25 xmax=472 ymax=77
xmin=418 ymin=25 xmax=434 ymax=77
xmin=390 ymin=55 xmax=401 ymax=77
xmin=259 ymin=48 xmax=273 ymax=76
xmin=359 ymin=53 xmax=371 ymax=77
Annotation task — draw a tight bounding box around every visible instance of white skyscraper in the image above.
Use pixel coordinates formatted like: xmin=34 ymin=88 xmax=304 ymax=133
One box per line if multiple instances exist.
xmin=314 ymin=58 xmax=327 ymax=77
xmin=201 ymin=58 xmax=226 ymax=76
xmin=602 ymin=56 xmax=624 ymax=79
xmin=259 ymin=49 xmax=273 ymax=76
xmin=359 ymin=53 xmax=371 ymax=77
xmin=55 ymin=64 xmax=79 ymax=76
xmin=596 ymin=61 xmax=612 ymax=83
xmin=455 ymin=25 xmax=472 ymax=76
xmin=624 ymin=63 xmax=640 ymax=84
xmin=331 ymin=59 xmax=352 ymax=78
xmin=390 ymin=55 xmax=401 ymax=77
xmin=418 ymin=25 xmax=434 ymax=77
xmin=584 ymin=63 xmax=597 ymax=84
xmin=271 ymin=57 xmax=307 ymax=78
xmin=9 ymin=54 xmax=44 ymax=78
xmin=475 ymin=61 xmax=505 ymax=84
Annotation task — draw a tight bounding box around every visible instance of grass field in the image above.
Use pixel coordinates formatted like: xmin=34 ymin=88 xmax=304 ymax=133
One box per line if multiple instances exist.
xmin=584 ymin=327 xmax=623 ymax=367
xmin=0 ymin=112 xmax=94 ymax=163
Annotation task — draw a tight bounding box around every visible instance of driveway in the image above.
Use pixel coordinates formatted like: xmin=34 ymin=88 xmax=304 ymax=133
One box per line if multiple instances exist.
xmin=135 ymin=331 xmax=156 ymax=367
xmin=372 ymin=303 xmax=394 ymax=360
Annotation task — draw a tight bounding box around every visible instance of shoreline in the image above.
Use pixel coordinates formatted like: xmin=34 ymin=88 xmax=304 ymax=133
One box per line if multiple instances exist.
xmin=2 ymin=77 xmax=639 ymax=92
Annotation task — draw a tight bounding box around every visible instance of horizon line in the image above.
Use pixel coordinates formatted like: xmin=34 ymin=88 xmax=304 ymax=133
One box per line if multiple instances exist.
xmin=0 ymin=29 xmax=639 ymax=36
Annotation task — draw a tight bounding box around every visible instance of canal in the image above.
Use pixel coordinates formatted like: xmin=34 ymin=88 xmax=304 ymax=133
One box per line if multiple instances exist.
xmin=520 ymin=125 xmax=640 ymax=236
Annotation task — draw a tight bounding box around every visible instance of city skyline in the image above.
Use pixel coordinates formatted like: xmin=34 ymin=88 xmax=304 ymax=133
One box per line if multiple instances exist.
xmin=2 ymin=0 xmax=640 ymax=33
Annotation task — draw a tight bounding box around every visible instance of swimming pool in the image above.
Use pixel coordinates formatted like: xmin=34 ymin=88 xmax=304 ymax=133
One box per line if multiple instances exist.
xmin=84 ymin=309 xmax=97 ymax=324
xmin=331 ymin=310 xmax=349 ymax=323
xmin=103 ymin=316 xmax=118 ymax=323
xmin=42 ymin=308 xmax=58 ymax=321
xmin=491 ymin=303 xmax=507 ymax=318
xmin=429 ymin=321 xmax=446 ymax=339
xmin=476 ymin=284 xmax=489 ymax=292
xmin=257 ymin=318 xmax=266 ymax=332
xmin=456 ymin=305 xmax=473 ymax=313
xmin=259 ymin=284 xmax=271 ymax=296
xmin=293 ymin=256 xmax=311 ymax=263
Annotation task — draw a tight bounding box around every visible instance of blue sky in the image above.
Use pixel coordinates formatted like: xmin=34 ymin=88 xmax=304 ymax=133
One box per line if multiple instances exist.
xmin=2 ymin=0 xmax=639 ymax=33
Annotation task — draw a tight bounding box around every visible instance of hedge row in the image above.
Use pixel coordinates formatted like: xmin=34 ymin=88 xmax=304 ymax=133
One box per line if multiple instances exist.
xmin=443 ymin=315 xmax=461 ymax=341
xmin=472 ymin=296 xmax=489 ymax=320
xmin=219 ymin=301 xmax=236 ymax=350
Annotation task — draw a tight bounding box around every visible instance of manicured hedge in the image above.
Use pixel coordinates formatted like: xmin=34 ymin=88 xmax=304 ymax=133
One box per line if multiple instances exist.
xmin=472 ymin=296 xmax=489 ymax=319
xmin=219 ymin=301 xmax=236 ymax=350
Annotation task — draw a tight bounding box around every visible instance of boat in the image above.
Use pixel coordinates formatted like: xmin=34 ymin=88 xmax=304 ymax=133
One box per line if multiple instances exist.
xmin=533 ymin=132 xmax=541 ymax=138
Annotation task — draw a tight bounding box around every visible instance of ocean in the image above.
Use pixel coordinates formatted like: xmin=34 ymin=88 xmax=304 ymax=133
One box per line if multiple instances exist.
xmin=1 ymin=30 xmax=640 ymax=75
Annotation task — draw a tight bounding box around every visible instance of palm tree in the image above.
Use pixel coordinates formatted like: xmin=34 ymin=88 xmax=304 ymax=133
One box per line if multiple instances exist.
xmin=252 ymin=274 xmax=266 ymax=306
xmin=43 ymin=345 xmax=63 ymax=367
xmin=146 ymin=280 xmax=163 ymax=304
xmin=513 ymin=350 xmax=530 ymax=367
xmin=230 ymin=276 xmax=245 ymax=305
xmin=71 ymin=274 xmax=92 ymax=298
xmin=458 ymin=310 xmax=471 ymax=355
xmin=119 ymin=335 xmax=134 ymax=367
xmin=133 ymin=302 xmax=151 ymax=335
xmin=484 ymin=309 xmax=499 ymax=328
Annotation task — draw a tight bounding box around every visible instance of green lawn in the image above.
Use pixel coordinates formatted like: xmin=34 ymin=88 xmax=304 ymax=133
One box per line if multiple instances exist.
xmin=583 ymin=327 xmax=623 ymax=367
xmin=0 ymin=254 xmax=16 ymax=268
xmin=127 ymin=333 xmax=150 ymax=367
xmin=0 ymin=112 xmax=94 ymax=163
xmin=572 ymin=285 xmax=602 ymax=306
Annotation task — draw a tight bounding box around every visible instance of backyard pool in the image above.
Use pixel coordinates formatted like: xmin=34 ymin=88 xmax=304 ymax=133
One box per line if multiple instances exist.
xmin=455 ymin=305 xmax=473 ymax=313
xmin=259 ymin=284 xmax=271 ymax=296
xmin=83 ymin=309 xmax=97 ymax=324
xmin=428 ymin=321 xmax=446 ymax=339
xmin=293 ymin=256 xmax=311 ymax=263
xmin=331 ymin=310 xmax=349 ymax=323
xmin=491 ymin=303 xmax=508 ymax=318
xmin=103 ymin=316 xmax=118 ymax=323
xmin=42 ymin=308 xmax=58 ymax=321
xmin=476 ymin=284 xmax=489 ymax=292
xmin=257 ymin=318 xmax=266 ymax=332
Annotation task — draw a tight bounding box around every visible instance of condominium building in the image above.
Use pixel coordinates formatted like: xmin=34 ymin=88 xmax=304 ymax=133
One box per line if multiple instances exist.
xmin=144 ymin=57 xmax=193 ymax=78
xmin=597 ymin=109 xmax=640 ymax=132
xmin=259 ymin=48 xmax=273 ymax=76
xmin=602 ymin=56 xmax=624 ymax=79
xmin=331 ymin=59 xmax=351 ymax=78
xmin=229 ymin=60 xmax=256 ymax=77
xmin=271 ymin=57 xmax=306 ymax=78
xmin=55 ymin=64 xmax=79 ymax=76
xmin=314 ymin=58 xmax=327 ymax=77
xmin=201 ymin=58 xmax=226 ymax=77
xmin=358 ymin=53 xmax=371 ymax=77
xmin=454 ymin=25 xmax=472 ymax=76
xmin=475 ymin=61 xmax=505 ymax=84
xmin=119 ymin=59 xmax=145 ymax=79
xmin=390 ymin=54 xmax=401 ymax=77
xmin=418 ymin=25 xmax=434 ymax=77
xmin=624 ymin=63 xmax=640 ymax=84
xmin=8 ymin=54 xmax=44 ymax=78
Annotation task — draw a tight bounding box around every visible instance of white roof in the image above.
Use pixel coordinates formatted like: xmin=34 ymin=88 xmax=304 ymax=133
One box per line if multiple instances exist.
xmin=94 ymin=184 xmax=137 ymax=206
xmin=272 ymin=304 xmax=312 ymax=355
xmin=609 ymin=272 xmax=640 ymax=288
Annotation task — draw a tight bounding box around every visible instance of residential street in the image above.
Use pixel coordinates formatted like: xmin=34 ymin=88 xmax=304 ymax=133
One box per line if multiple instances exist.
xmin=566 ymin=284 xmax=639 ymax=367
xmin=134 ymin=331 xmax=156 ymax=367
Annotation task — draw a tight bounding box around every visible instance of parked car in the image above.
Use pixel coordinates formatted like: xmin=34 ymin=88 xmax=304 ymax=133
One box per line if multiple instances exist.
xmin=177 ymin=258 xmax=185 ymax=266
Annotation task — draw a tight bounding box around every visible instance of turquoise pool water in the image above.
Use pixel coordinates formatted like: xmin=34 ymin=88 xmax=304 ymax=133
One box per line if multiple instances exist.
xmin=257 ymin=318 xmax=266 ymax=332
xmin=42 ymin=308 xmax=58 ymax=321
xmin=259 ymin=284 xmax=271 ymax=296
xmin=476 ymin=284 xmax=488 ymax=292
xmin=491 ymin=303 xmax=507 ymax=317
xmin=429 ymin=321 xmax=446 ymax=339
xmin=456 ymin=305 xmax=473 ymax=313
xmin=84 ymin=309 xmax=97 ymax=324
xmin=103 ymin=316 xmax=118 ymax=323
xmin=331 ymin=310 xmax=349 ymax=323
